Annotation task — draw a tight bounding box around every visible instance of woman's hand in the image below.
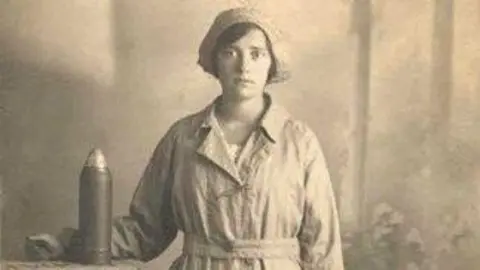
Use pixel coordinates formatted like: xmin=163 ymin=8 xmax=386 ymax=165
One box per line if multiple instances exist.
xmin=25 ymin=227 xmax=80 ymax=262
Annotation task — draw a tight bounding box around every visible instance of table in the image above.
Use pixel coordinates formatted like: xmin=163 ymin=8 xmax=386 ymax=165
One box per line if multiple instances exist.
xmin=3 ymin=260 xmax=143 ymax=270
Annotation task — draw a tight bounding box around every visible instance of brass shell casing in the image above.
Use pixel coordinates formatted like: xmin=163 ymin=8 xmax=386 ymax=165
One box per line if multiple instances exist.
xmin=78 ymin=148 xmax=112 ymax=265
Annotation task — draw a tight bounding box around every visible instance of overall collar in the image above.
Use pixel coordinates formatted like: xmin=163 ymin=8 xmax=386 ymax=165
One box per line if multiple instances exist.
xmin=196 ymin=93 xmax=289 ymax=184
xmin=198 ymin=93 xmax=289 ymax=143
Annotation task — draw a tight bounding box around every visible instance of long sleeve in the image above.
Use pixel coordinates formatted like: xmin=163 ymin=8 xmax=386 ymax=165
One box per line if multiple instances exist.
xmin=297 ymin=128 xmax=344 ymax=270
xmin=111 ymin=128 xmax=179 ymax=262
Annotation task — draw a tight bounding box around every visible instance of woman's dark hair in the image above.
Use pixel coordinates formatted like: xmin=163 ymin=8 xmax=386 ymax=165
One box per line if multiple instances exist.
xmin=211 ymin=22 xmax=276 ymax=82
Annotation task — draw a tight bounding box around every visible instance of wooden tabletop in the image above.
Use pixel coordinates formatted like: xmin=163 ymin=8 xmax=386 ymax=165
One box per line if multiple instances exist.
xmin=3 ymin=260 xmax=143 ymax=269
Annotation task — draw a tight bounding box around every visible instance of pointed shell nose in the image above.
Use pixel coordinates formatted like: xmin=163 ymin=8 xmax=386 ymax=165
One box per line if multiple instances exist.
xmin=84 ymin=148 xmax=108 ymax=169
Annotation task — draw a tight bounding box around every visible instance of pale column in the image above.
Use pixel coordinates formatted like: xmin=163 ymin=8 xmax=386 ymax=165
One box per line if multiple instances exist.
xmin=430 ymin=0 xmax=454 ymax=139
xmin=341 ymin=0 xmax=372 ymax=233
xmin=451 ymin=0 xmax=480 ymax=141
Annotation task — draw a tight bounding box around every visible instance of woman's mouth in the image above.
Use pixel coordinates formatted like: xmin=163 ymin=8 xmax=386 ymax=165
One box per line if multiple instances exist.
xmin=235 ymin=78 xmax=255 ymax=85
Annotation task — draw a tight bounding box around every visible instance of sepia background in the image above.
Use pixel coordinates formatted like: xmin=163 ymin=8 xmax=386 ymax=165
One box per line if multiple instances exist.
xmin=1 ymin=0 xmax=479 ymax=269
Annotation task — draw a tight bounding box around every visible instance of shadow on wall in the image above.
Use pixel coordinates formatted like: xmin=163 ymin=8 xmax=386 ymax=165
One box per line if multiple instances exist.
xmin=1 ymin=45 xmax=109 ymax=259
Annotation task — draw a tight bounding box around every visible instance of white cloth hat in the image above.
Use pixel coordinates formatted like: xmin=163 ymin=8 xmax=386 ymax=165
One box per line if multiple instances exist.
xmin=197 ymin=7 xmax=290 ymax=84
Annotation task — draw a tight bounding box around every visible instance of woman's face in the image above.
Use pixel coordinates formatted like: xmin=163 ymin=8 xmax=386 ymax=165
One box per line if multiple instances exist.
xmin=215 ymin=28 xmax=272 ymax=102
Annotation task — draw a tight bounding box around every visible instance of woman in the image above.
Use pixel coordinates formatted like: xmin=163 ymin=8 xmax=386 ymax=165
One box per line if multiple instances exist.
xmin=111 ymin=7 xmax=344 ymax=269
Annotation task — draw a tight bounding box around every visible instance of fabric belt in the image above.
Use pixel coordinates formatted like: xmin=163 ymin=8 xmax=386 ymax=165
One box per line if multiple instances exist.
xmin=182 ymin=233 xmax=300 ymax=259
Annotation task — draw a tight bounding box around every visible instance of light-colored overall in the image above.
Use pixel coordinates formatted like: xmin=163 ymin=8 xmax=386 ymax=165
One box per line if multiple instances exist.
xmin=111 ymin=95 xmax=344 ymax=269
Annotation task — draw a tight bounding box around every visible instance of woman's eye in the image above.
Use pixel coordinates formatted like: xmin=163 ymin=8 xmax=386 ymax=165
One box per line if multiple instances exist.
xmin=251 ymin=50 xmax=265 ymax=60
xmin=221 ymin=49 xmax=236 ymax=58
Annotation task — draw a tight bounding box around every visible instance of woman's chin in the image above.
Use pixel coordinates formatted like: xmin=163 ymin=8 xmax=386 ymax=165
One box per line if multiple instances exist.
xmin=233 ymin=86 xmax=263 ymax=99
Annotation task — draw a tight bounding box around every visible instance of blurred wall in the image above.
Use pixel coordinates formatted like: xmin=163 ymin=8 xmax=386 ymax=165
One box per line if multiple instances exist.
xmin=363 ymin=0 xmax=480 ymax=269
xmin=0 ymin=0 xmax=114 ymax=261
xmin=1 ymin=0 xmax=480 ymax=269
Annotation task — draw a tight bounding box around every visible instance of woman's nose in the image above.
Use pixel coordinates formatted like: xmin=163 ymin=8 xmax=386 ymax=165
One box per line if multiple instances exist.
xmin=236 ymin=54 xmax=251 ymax=73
